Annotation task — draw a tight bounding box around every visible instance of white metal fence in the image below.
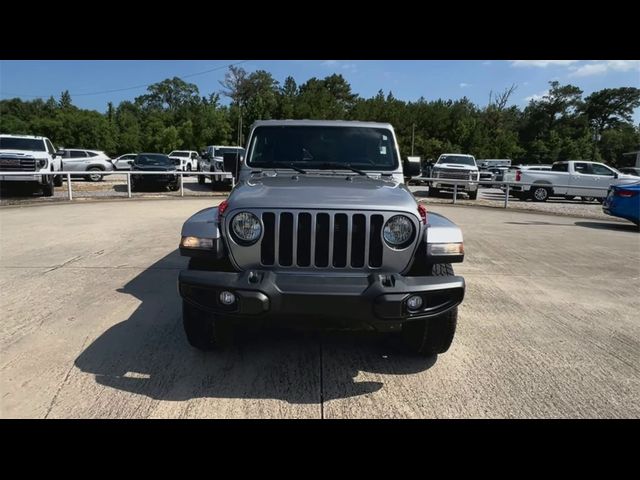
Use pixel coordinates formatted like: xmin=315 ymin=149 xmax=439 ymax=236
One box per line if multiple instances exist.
xmin=411 ymin=177 xmax=611 ymax=207
xmin=0 ymin=171 xmax=614 ymax=208
xmin=0 ymin=171 xmax=234 ymax=200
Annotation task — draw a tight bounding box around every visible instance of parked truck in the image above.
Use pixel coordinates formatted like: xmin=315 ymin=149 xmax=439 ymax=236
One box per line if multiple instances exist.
xmin=503 ymin=160 xmax=638 ymax=202
xmin=0 ymin=134 xmax=63 ymax=196
xmin=428 ymin=153 xmax=480 ymax=199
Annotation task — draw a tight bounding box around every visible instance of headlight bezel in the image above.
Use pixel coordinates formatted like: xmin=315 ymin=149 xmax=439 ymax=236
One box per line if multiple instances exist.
xmin=229 ymin=211 xmax=263 ymax=246
xmin=382 ymin=214 xmax=416 ymax=250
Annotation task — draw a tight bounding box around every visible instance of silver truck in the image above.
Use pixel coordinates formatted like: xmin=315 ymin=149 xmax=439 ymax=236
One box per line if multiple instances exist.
xmin=0 ymin=134 xmax=63 ymax=196
xmin=199 ymin=145 xmax=245 ymax=187
xmin=503 ymin=160 xmax=638 ymax=202
xmin=429 ymin=153 xmax=480 ymax=199
xmin=177 ymin=120 xmax=466 ymax=355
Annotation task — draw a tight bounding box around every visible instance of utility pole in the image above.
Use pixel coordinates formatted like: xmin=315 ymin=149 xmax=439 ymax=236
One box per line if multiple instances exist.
xmin=411 ymin=123 xmax=416 ymax=156
xmin=591 ymin=125 xmax=600 ymax=161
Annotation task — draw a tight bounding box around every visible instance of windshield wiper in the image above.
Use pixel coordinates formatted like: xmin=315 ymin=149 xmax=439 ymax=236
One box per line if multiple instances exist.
xmin=287 ymin=163 xmax=308 ymax=174
xmin=318 ymin=162 xmax=367 ymax=176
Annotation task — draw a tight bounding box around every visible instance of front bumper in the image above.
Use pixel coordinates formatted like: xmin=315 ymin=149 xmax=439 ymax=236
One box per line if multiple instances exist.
xmin=430 ymin=180 xmax=478 ymax=192
xmin=179 ymin=269 xmax=465 ymax=330
xmin=0 ymin=173 xmax=50 ymax=184
xmin=131 ymin=173 xmax=178 ymax=183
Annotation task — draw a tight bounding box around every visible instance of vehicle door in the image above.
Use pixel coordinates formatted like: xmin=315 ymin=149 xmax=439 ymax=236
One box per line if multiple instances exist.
xmin=190 ymin=152 xmax=199 ymax=170
xmin=568 ymin=162 xmax=603 ymax=197
xmin=44 ymin=139 xmax=61 ymax=171
xmin=114 ymin=154 xmax=135 ymax=170
xmin=588 ymin=163 xmax=618 ymax=196
xmin=64 ymin=150 xmax=88 ymax=172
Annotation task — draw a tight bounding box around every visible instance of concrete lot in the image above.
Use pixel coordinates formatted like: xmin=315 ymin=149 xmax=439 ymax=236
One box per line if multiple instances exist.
xmin=1 ymin=199 xmax=639 ymax=418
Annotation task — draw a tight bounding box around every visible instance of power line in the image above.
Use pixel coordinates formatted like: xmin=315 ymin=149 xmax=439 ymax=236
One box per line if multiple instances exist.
xmin=0 ymin=60 xmax=249 ymax=99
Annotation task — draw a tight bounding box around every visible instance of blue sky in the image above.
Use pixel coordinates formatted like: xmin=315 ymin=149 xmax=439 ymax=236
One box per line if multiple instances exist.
xmin=1 ymin=60 xmax=639 ymax=120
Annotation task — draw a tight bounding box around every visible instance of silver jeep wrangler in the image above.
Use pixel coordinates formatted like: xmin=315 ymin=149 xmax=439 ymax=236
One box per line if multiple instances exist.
xmin=178 ymin=120 xmax=466 ymax=355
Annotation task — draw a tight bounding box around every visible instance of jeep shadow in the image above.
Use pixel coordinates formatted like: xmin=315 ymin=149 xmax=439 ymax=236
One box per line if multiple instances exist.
xmin=74 ymin=250 xmax=437 ymax=405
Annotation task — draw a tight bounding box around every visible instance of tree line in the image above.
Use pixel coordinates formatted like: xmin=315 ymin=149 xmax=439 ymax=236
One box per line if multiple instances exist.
xmin=1 ymin=66 xmax=639 ymax=166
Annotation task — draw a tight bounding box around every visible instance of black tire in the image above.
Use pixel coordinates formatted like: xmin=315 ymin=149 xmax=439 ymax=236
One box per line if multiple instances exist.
xmin=85 ymin=167 xmax=104 ymax=182
xmin=513 ymin=192 xmax=525 ymax=201
xmin=168 ymin=181 xmax=180 ymax=192
xmin=401 ymin=263 xmax=458 ymax=356
xmin=581 ymin=196 xmax=595 ymax=202
xmin=198 ymin=174 xmax=205 ymax=185
xmin=530 ymin=185 xmax=550 ymax=202
xmin=183 ymin=301 xmax=233 ymax=351
xmin=41 ymin=175 xmax=54 ymax=197
xmin=54 ymin=170 xmax=63 ymax=187
xmin=467 ymin=189 xmax=478 ymax=200
xmin=429 ymin=187 xmax=440 ymax=197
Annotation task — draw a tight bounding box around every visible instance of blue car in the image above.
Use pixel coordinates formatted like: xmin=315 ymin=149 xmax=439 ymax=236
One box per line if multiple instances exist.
xmin=603 ymin=182 xmax=640 ymax=225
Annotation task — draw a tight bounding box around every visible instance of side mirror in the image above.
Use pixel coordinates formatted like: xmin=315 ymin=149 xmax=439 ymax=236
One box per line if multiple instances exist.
xmin=127 ymin=160 xmax=134 ymax=165
xmin=403 ymin=158 xmax=421 ymax=177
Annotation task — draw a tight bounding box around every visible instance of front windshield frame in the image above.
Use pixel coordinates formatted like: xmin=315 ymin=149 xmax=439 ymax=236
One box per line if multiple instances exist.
xmin=134 ymin=154 xmax=174 ymax=166
xmin=437 ymin=155 xmax=476 ymax=166
xmin=246 ymin=125 xmax=399 ymax=172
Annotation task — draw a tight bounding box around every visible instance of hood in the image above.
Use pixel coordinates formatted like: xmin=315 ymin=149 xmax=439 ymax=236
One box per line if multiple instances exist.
xmin=433 ymin=163 xmax=478 ymax=170
xmin=227 ymin=174 xmax=418 ymax=213
xmin=0 ymin=150 xmax=49 ymax=159
xmin=132 ymin=164 xmax=176 ymax=171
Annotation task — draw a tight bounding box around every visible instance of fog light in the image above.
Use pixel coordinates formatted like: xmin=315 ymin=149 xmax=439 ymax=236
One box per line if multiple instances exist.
xmin=407 ymin=295 xmax=423 ymax=311
xmin=219 ymin=291 xmax=236 ymax=305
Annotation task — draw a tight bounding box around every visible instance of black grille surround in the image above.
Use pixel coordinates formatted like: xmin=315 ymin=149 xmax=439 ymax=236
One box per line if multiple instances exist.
xmin=225 ymin=209 xmax=422 ymax=273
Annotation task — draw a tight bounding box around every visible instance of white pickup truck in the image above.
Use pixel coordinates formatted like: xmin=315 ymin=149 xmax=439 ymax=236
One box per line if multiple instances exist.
xmin=0 ymin=134 xmax=63 ymax=196
xmin=503 ymin=160 xmax=638 ymax=202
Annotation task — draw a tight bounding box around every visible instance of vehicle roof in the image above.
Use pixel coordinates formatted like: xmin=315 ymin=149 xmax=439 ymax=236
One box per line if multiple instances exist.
xmin=207 ymin=145 xmax=244 ymax=149
xmin=137 ymin=152 xmax=168 ymax=156
xmin=0 ymin=134 xmax=46 ymax=140
xmin=250 ymin=119 xmax=394 ymax=129
xmin=439 ymin=153 xmax=475 ymax=157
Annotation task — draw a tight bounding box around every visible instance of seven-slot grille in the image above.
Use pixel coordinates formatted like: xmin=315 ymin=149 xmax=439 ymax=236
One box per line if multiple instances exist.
xmin=0 ymin=156 xmax=37 ymax=172
xmin=260 ymin=211 xmax=386 ymax=269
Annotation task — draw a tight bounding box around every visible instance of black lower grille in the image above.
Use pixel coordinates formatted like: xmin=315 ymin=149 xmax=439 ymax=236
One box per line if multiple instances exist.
xmin=260 ymin=211 xmax=385 ymax=269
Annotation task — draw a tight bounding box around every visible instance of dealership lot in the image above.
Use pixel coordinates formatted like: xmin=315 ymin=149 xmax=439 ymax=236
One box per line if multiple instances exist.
xmin=1 ymin=199 xmax=639 ymax=418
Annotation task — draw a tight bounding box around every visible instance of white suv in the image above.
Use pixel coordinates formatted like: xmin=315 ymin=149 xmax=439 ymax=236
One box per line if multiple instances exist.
xmin=0 ymin=134 xmax=63 ymax=196
xmin=58 ymin=148 xmax=114 ymax=182
xmin=168 ymin=150 xmax=200 ymax=172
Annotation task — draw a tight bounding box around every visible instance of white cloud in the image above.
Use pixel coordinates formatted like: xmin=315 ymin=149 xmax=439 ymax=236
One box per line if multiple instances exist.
xmin=524 ymin=90 xmax=549 ymax=102
xmin=459 ymin=82 xmax=471 ymax=88
xmin=321 ymin=60 xmax=338 ymax=66
xmin=569 ymin=60 xmax=640 ymax=77
xmin=511 ymin=60 xmax=579 ymax=68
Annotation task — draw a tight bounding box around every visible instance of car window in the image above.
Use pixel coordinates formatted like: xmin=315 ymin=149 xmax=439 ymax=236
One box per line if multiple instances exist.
xmin=86 ymin=151 xmax=98 ymax=157
xmin=590 ymin=164 xmax=615 ymax=176
xmin=551 ymin=163 xmax=569 ymax=172
xmin=69 ymin=150 xmax=87 ymax=158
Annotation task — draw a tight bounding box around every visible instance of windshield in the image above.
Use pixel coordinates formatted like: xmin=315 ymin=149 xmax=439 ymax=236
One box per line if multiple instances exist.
xmin=214 ymin=147 xmax=244 ymax=158
xmin=134 ymin=154 xmax=173 ymax=166
xmin=169 ymin=151 xmax=189 ymax=157
xmin=0 ymin=137 xmax=46 ymax=151
xmin=437 ymin=155 xmax=476 ymax=166
xmin=247 ymin=126 xmax=398 ymax=171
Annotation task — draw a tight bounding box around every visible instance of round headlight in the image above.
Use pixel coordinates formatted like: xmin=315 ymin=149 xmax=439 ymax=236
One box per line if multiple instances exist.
xmin=231 ymin=212 xmax=262 ymax=245
xmin=383 ymin=215 xmax=415 ymax=248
